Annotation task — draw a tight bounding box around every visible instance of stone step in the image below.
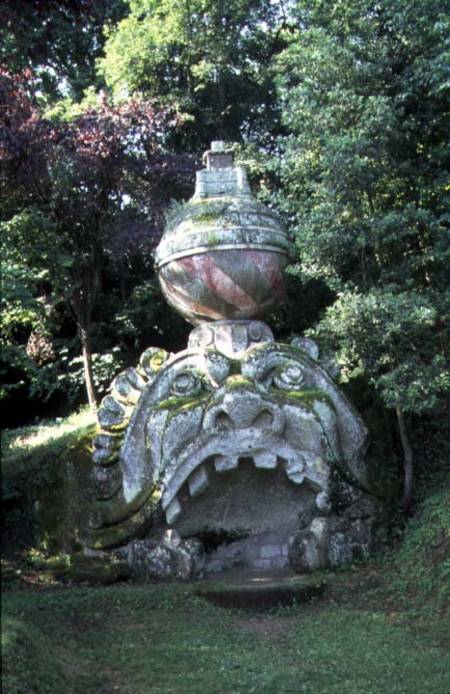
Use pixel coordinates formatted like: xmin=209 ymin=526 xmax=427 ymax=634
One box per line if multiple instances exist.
xmin=195 ymin=571 xmax=325 ymax=611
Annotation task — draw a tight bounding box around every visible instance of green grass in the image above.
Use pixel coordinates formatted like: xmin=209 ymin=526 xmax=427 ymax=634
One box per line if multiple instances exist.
xmin=2 ymin=581 xmax=449 ymax=694
xmin=2 ymin=413 xmax=449 ymax=693
xmin=1 ymin=408 xmax=95 ymax=474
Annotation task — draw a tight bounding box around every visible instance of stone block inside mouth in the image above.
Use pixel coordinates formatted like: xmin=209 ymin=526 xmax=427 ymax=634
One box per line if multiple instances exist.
xmin=214 ymin=454 xmax=239 ymax=472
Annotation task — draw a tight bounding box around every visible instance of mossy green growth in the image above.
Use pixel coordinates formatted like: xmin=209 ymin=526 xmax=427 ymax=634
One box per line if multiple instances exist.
xmin=86 ymin=485 xmax=163 ymax=550
xmin=154 ymin=393 xmax=208 ymax=414
xmin=223 ymin=374 xmax=255 ymax=391
xmin=205 ymin=230 xmax=221 ymax=245
xmin=384 ymin=485 xmax=450 ymax=612
xmin=2 ymin=409 xmax=96 ymax=555
xmin=195 ymin=212 xmax=227 ymax=225
xmin=165 ymin=198 xmax=234 ymax=230
xmin=267 ymin=387 xmax=334 ymax=411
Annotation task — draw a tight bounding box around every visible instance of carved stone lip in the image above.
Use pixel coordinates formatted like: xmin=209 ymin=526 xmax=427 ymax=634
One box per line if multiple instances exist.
xmin=160 ymin=429 xmax=329 ymax=515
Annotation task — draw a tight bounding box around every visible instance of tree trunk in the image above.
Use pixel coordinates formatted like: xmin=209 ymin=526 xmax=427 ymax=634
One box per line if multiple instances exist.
xmin=396 ymin=407 xmax=413 ymax=511
xmin=71 ymin=266 xmax=101 ymax=412
xmin=80 ymin=324 xmax=97 ymax=411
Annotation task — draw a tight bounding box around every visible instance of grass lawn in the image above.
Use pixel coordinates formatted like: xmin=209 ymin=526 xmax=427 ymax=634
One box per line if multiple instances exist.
xmin=2 ymin=573 xmax=449 ymax=694
xmin=2 ymin=412 xmax=449 ymax=693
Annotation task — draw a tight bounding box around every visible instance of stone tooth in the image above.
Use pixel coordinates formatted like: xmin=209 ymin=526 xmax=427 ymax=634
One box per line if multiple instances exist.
xmin=285 ymin=458 xmax=305 ymax=484
xmin=188 ymin=466 xmax=209 ymax=497
xmin=98 ymin=396 xmax=127 ymax=429
xmin=112 ymin=369 xmax=145 ymax=404
xmin=92 ymin=466 xmax=121 ymax=500
xmin=214 ymin=455 xmax=239 ymax=472
xmin=93 ymin=433 xmax=119 ymax=450
xmin=254 ymin=452 xmax=277 ymax=469
xmin=165 ymin=498 xmax=181 ymax=525
xmin=92 ymin=448 xmax=117 ymax=465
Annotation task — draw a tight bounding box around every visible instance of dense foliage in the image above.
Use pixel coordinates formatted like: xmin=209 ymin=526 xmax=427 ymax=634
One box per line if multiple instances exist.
xmin=99 ymin=0 xmax=291 ymax=149
xmin=276 ymin=0 xmax=449 ymax=412
xmin=1 ymin=0 xmax=448 ymax=502
xmin=1 ymin=66 xmax=193 ymax=414
xmin=0 ymin=0 xmax=127 ymax=101
xmin=273 ymin=0 xmax=449 ymax=505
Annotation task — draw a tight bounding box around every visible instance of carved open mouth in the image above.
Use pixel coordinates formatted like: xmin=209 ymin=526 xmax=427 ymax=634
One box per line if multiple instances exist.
xmin=161 ymin=430 xmax=330 ymax=526
xmin=88 ymin=336 xmax=368 ymax=556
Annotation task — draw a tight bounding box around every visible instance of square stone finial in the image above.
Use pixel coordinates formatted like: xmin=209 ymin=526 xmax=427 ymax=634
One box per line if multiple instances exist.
xmin=203 ymin=141 xmax=234 ymax=170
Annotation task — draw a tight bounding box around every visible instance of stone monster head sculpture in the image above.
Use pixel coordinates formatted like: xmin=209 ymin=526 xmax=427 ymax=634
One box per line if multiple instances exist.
xmin=88 ymin=323 xmax=369 ymax=552
xmin=87 ymin=142 xmax=374 ymax=571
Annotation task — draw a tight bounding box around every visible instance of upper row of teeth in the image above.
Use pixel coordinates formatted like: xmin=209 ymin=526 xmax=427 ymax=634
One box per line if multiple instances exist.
xmin=163 ymin=454 xmax=330 ymax=525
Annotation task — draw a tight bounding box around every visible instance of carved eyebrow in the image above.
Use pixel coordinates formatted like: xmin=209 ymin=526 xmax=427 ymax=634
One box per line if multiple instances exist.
xmin=242 ymin=349 xmax=300 ymax=381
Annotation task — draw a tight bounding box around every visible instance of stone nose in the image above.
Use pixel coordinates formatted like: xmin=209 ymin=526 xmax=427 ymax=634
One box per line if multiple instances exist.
xmin=204 ymin=381 xmax=284 ymax=434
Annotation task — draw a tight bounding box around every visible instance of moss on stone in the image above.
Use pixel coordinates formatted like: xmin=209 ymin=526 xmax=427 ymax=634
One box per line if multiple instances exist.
xmin=165 ymin=198 xmax=233 ymax=230
xmin=224 ymin=375 xmax=255 ymax=391
xmin=154 ymin=393 xmax=208 ymax=415
xmin=283 ymin=389 xmax=335 ymax=409
xmin=88 ymin=481 xmax=159 ymax=530
xmin=65 ymin=554 xmax=130 ymax=585
xmin=206 ymin=230 xmax=221 ymax=245
xmin=2 ymin=415 xmax=96 ymax=555
xmin=195 ymin=213 xmax=224 ymax=225
xmin=85 ymin=489 xmax=161 ymax=550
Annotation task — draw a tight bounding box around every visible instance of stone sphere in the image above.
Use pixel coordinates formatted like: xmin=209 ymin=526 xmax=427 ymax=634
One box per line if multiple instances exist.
xmin=155 ymin=151 xmax=293 ymax=326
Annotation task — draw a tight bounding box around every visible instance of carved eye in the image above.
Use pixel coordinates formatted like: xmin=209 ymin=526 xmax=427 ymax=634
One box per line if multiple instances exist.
xmin=172 ymin=371 xmax=202 ymax=397
xmin=273 ymin=361 xmax=304 ymax=391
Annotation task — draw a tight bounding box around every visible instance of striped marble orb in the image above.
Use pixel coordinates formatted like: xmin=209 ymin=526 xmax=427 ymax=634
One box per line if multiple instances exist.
xmin=158 ymin=248 xmax=287 ymax=325
xmin=155 ymin=143 xmax=293 ymax=326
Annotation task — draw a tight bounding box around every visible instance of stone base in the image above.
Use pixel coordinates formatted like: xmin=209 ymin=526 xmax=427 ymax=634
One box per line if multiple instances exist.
xmin=125 ymin=530 xmax=204 ymax=582
xmin=204 ymin=529 xmax=291 ymax=574
xmin=288 ymin=515 xmax=378 ymax=573
xmin=200 ymin=510 xmax=378 ymax=575
xmin=195 ymin=572 xmax=325 ymax=611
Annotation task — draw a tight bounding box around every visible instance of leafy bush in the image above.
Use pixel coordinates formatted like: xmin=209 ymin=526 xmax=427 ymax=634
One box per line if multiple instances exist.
xmin=388 ymin=486 xmax=450 ymax=611
xmin=30 ymin=347 xmax=125 ymax=404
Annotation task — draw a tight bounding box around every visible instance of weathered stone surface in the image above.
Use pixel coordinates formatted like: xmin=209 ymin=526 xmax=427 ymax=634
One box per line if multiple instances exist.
xmin=111 ymin=368 xmax=146 ymax=404
xmin=126 ymin=532 xmax=204 ymax=582
xmin=87 ymin=323 xmax=373 ymax=563
xmin=189 ymin=320 xmax=274 ymax=358
xmin=289 ymin=514 xmax=377 ymax=573
xmin=97 ymin=396 xmax=128 ymax=430
xmin=188 ymin=465 xmax=209 ymax=497
xmin=291 ymin=336 xmax=320 ymax=360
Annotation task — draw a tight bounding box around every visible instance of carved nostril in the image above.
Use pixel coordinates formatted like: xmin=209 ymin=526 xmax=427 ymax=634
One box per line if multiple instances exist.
xmin=205 ymin=395 xmax=284 ymax=432
xmin=252 ymin=409 xmax=274 ymax=428
xmin=214 ymin=411 xmax=233 ymax=430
